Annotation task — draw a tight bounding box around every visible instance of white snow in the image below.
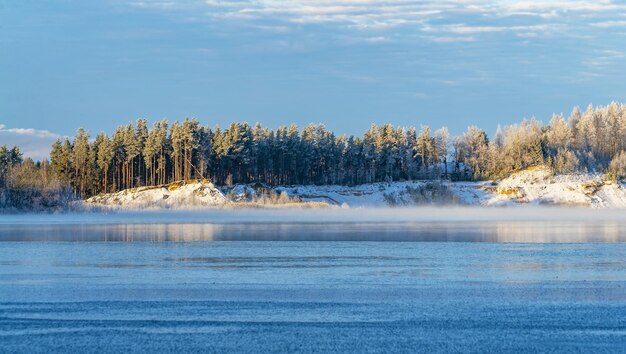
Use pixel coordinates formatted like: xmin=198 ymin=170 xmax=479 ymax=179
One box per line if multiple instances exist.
xmin=273 ymin=181 xmax=455 ymax=207
xmin=268 ymin=167 xmax=626 ymax=208
xmin=85 ymin=180 xmax=228 ymax=209
xmin=480 ymin=166 xmax=626 ymax=208
xmin=84 ymin=167 xmax=626 ymax=209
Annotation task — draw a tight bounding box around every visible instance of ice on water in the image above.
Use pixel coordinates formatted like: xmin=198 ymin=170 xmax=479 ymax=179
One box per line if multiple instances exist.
xmin=1 ymin=209 xmax=626 ymax=352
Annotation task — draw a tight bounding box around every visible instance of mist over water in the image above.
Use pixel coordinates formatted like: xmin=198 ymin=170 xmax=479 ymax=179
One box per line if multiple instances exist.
xmin=2 ymin=207 xmax=626 ymax=242
xmin=5 ymin=206 xmax=626 ymax=224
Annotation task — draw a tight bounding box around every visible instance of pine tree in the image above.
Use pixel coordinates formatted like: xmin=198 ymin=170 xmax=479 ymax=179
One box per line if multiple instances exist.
xmin=156 ymin=119 xmax=169 ymax=185
xmin=96 ymin=133 xmax=114 ymax=193
xmin=170 ymin=122 xmax=183 ymax=182
xmin=143 ymin=122 xmax=159 ymax=186
xmin=0 ymin=145 xmax=11 ymax=187
xmin=49 ymin=138 xmax=74 ymax=187
xmin=123 ymin=123 xmax=140 ymax=188
xmin=87 ymin=137 xmax=101 ymax=196
xmin=111 ymin=126 xmax=126 ymax=191
xmin=135 ymin=118 xmax=149 ymax=185
xmin=31 ymin=101 xmax=626 ymax=198
xmin=196 ymin=126 xmax=212 ymax=180
xmin=72 ymin=128 xmax=90 ymax=196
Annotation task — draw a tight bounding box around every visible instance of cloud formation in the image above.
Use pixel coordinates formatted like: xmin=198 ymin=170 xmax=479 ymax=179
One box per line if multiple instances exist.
xmin=127 ymin=0 xmax=626 ymax=42
xmin=0 ymin=124 xmax=62 ymax=161
xmin=3 ymin=0 xmax=623 ymax=137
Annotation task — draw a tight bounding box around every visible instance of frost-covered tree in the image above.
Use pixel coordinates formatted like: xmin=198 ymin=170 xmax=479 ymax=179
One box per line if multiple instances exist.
xmin=458 ymin=126 xmax=489 ymax=180
xmin=498 ymin=118 xmax=543 ymax=174
xmin=415 ymin=125 xmax=433 ymax=176
xmin=545 ymin=114 xmax=572 ymax=152
xmin=553 ymin=148 xmax=580 ymax=174
xmin=607 ymin=151 xmax=626 ymax=181
xmin=434 ymin=127 xmax=449 ymax=178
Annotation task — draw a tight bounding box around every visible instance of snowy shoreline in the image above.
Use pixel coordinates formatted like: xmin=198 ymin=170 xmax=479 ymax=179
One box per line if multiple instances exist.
xmin=80 ymin=167 xmax=626 ymax=210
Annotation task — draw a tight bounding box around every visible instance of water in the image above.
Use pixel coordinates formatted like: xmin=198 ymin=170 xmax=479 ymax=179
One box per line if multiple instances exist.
xmin=1 ymin=209 xmax=625 ymax=352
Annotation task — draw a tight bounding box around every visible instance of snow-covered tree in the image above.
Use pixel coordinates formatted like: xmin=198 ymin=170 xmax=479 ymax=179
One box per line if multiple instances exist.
xmin=434 ymin=127 xmax=449 ymax=178
xmin=607 ymin=151 xmax=626 ymax=181
xmin=552 ymin=148 xmax=580 ymax=174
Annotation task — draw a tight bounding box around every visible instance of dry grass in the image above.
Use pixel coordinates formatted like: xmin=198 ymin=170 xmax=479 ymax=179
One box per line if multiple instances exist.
xmin=496 ymin=187 xmax=525 ymax=199
xmin=581 ymin=181 xmax=603 ymax=197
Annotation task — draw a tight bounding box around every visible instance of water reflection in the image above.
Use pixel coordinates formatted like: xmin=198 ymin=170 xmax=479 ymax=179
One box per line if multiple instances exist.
xmin=1 ymin=221 xmax=626 ymax=242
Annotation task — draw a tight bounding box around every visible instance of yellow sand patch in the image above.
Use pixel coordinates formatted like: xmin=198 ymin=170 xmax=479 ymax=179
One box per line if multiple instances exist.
xmin=168 ymin=183 xmax=182 ymax=192
xmin=581 ymin=181 xmax=603 ymax=196
xmin=496 ymin=187 xmax=525 ymax=199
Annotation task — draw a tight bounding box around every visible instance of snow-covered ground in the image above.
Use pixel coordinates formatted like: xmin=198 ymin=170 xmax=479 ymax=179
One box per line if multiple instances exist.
xmin=271 ymin=181 xmax=485 ymax=207
xmin=84 ymin=167 xmax=626 ymax=209
xmin=227 ymin=167 xmax=626 ymax=208
xmin=85 ymin=180 xmax=228 ymax=209
xmin=480 ymin=166 xmax=626 ymax=208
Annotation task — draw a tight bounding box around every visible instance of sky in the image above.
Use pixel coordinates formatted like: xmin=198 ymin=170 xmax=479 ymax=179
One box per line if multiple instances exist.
xmin=2 ymin=0 xmax=626 ymax=159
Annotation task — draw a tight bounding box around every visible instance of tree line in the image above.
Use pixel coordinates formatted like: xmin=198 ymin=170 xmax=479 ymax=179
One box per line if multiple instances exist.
xmin=48 ymin=118 xmax=455 ymax=198
xmin=0 ymin=145 xmax=73 ymax=210
xmin=5 ymin=102 xmax=626 ymax=201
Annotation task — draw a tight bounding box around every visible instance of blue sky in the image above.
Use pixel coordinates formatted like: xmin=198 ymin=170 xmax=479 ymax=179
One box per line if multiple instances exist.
xmin=2 ymin=0 xmax=626 ymax=159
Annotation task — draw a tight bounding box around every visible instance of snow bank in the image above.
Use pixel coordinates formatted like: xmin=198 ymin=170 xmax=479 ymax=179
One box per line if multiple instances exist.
xmin=84 ymin=168 xmax=626 ymax=209
xmin=273 ymin=181 xmax=461 ymax=207
xmin=228 ymin=167 xmax=626 ymax=208
xmin=85 ymin=180 xmax=228 ymax=209
xmin=481 ymin=166 xmax=626 ymax=208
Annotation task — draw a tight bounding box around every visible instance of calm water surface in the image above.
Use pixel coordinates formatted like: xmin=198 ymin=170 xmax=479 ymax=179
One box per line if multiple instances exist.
xmin=1 ymin=210 xmax=625 ymax=353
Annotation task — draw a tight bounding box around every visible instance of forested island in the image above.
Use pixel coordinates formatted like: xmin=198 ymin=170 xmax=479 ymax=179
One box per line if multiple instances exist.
xmin=3 ymin=102 xmax=626 ymax=211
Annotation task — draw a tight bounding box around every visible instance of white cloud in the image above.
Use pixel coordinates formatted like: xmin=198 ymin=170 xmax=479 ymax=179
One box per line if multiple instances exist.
xmin=0 ymin=124 xmax=62 ymax=161
xmin=501 ymin=0 xmax=621 ymax=14
xmin=590 ymin=20 xmax=626 ymax=28
xmin=583 ymin=49 xmax=625 ymax=69
xmin=364 ymin=36 xmax=387 ymax=43
xmin=428 ymin=35 xmax=475 ymax=43
xmin=124 ymin=0 xmax=626 ymax=44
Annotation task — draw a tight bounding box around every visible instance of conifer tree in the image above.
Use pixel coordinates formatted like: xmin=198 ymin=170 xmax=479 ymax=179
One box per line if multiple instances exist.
xmin=33 ymin=101 xmax=626 ymax=198
xmin=72 ymin=128 xmax=90 ymax=196
xmin=96 ymin=133 xmax=114 ymax=193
